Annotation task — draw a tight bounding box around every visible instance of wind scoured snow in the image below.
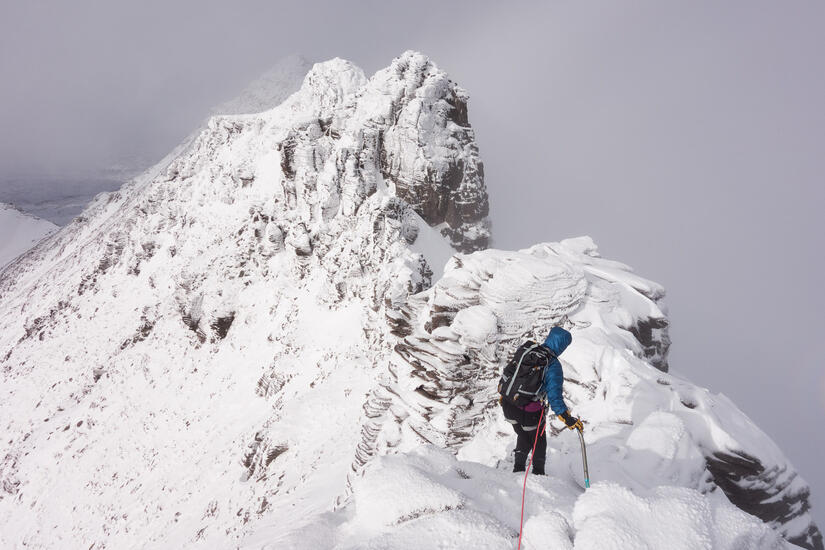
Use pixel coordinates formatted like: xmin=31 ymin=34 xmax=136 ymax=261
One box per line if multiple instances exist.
xmin=573 ymin=483 xmax=791 ymax=550
xmin=274 ymin=446 xmax=796 ymax=550
xmin=211 ymin=55 xmax=313 ymax=116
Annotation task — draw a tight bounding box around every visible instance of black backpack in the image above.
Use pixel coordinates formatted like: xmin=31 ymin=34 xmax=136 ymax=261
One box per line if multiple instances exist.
xmin=498 ymin=340 xmax=557 ymax=406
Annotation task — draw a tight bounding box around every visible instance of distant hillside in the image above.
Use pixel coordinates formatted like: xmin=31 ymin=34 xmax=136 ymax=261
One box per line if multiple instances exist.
xmin=0 ymin=203 xmax=57 ymax=269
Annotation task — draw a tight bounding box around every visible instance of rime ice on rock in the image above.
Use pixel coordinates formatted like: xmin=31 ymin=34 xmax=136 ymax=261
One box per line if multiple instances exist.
xmin=349 ymin=237 xmax=821 ymax=550
xmin=360 ymin=52 xmax=490 ymax=252
xmin=0 ymin=51 xmax=489 ymax=550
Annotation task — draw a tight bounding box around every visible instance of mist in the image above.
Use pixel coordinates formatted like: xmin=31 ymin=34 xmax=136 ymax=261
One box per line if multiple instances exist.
xmin=1 ymin=0 xmax=823 ymax=526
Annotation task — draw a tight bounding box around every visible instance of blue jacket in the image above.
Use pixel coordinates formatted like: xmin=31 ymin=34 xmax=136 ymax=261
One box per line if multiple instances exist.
xmin=542 ymin=327 xmax=572 ymax=415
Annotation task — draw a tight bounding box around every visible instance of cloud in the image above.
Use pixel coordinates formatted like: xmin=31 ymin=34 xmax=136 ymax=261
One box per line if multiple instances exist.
xmin=1 ymin=0 xmax=823 ymax=528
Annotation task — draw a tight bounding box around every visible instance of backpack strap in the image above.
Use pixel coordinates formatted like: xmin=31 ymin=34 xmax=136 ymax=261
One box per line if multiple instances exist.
xmin=541 ymin=346 xmax=558 ymax=364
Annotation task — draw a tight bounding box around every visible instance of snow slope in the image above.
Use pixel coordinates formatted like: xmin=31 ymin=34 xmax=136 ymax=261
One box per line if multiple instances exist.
xmin=273 ymin=237 xmax=819 ymax=549
xmin=270 ymin=446 xmax=795 ymax=550
xmin=0 ymin=203 xmax=57 ymax=270
xmin=1 ymin=56 xmax=312 ymax=227
xmin=211 ymin=55 xmax=313 ymax=116
xmin=0 ymin=52 xmax=820 ymax=550
xmin=0 ymin=51 xmax=488 ymax=549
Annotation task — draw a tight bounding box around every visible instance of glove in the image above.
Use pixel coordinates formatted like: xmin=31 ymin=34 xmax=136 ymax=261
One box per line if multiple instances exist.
xmin=558 ymin=410 xmax=583 ymax=431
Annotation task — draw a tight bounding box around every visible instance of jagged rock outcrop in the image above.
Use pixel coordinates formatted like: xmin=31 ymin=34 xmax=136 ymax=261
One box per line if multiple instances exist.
xmin=351 ymin=237 xmax=821 ymax=549
xmin=707 ymin=451 xmax=823 ymax=550
xmin=370 ymin=54 xmax=489 ymax=252
xmin=0 ymin=51 xmax=488 ymax=549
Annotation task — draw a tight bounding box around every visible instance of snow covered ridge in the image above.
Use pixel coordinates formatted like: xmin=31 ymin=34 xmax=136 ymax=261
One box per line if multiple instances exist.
xmin=275 ymin=446 xmax=796 ymax=550
xmin=211 ymin=55 xmax=313 ymax=116
xmin=0 ymin=51 xmax=485 ymax=549
xmin=330 ymin=236 xmax=822 ymax=550
xmin=0 ymin=50 xmax=820 ymax=550
xmin=0 ymin=203 xmax=57 ymax=270
xmin=1 ymin=56 xmax=311 ymax=228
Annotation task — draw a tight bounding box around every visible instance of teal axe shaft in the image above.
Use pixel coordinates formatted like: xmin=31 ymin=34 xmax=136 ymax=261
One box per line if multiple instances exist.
xmin=576 ymin=427 xmax=590 ymax=489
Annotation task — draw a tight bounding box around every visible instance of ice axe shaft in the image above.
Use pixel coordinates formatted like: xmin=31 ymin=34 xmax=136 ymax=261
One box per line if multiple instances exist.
xmin=576 ymin=427 xmax=590 ymax=489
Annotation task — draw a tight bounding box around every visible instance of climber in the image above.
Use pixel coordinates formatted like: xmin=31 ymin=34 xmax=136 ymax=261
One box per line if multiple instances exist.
xmin=498 ymin=326 xmax=583 ymax=475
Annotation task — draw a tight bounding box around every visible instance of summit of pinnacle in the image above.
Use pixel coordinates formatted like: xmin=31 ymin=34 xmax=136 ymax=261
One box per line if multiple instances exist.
xmin=295 ymin=57 xmax=367 ymax=118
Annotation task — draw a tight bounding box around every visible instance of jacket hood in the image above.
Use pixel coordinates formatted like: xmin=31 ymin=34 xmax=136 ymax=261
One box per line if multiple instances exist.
xmin=543 ymin=326 xmax=572 ymax=356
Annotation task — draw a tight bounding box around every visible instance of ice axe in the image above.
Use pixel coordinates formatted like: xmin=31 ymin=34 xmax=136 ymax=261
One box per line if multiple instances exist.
xmin=576 ymin=425 xmax=590 ymax=489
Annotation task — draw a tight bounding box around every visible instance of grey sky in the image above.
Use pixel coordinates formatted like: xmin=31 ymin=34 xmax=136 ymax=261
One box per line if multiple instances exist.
xmin=2 ymin=0 xmax=823 ymax=526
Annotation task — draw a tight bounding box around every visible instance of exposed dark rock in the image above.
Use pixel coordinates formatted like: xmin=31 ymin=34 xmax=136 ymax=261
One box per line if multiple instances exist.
xmin=182 ymin=313 xmax=206 ymax=343
xmin=120 ymin=318 xmax=155 ymax=349
xmin=375 ymin=53 xmax=490 ymax=253
xmin=211 ymin=313 xmax=235 ymax=340
xmin=706 ymin=450 xmax=824 ymax=550
xmin=278 ymin=136 xmax=297 ymax=180
xmin=626 ymin=316 xmax=670 ymax=372
xmin=386 ymin=307 xmax=413 ymax=338
xmin=264 ymin=446 xmax=288 ymax=467
xmin=429 ymin=303 xmax=457 ymax=331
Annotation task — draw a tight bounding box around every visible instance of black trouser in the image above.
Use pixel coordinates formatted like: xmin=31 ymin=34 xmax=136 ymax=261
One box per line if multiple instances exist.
xmin=501 ymin=400 xmax=547 ymax=467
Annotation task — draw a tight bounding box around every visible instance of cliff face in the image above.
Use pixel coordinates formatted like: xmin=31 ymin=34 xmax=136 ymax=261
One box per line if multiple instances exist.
xmin=352 ymin=236 xmax=821 ymax=549
xmin=369 ymin=53 xmax=489 ymax=252
xmin=0 ymin=51 xmax=487 ymax=549
xmin=0 ymin=52 xmax=819 ymax=550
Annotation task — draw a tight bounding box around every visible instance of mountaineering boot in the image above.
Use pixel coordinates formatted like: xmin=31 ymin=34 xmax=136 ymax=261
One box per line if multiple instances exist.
xmin=513 ymin=451 xmax=527 ymax=473
xmin=532 ymin=461 xmax=545 ymax=476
